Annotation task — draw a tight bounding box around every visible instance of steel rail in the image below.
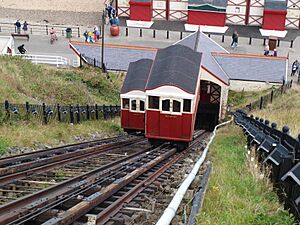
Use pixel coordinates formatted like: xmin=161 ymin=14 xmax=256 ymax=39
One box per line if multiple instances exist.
xmin=0 ymin=135 xmax=128 ymax=168
xmin=0 ymin=145 xmax=153 ymax=225
xmin=40 ymin=147 xmax=177 ymax=225
xmin=0 ymin=137 xmax=144 ymax=186
xmin=94 ymin=130 xmax=207 ymax=224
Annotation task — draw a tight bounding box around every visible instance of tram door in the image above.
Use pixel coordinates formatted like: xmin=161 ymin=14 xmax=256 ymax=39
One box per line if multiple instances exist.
xmin=195 ymin=81 xmax=220 ymax=131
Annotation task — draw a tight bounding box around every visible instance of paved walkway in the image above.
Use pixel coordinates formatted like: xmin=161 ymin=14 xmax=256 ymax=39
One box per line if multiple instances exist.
xmin=3 ymin=21 xmax=300 ymax=83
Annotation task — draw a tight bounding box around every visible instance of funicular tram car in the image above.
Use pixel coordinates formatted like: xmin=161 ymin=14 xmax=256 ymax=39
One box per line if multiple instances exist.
xmin=120 ymin=59 xmax=153 ymax=134
xmin=145 ymin=45 xmax=203 ymax=150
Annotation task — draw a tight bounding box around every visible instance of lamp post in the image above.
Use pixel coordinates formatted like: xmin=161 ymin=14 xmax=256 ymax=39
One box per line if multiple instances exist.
xmin=101 ymin=10 xmax=105 ymax=73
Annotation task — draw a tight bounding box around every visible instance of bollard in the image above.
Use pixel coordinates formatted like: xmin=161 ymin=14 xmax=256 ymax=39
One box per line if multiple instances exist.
xmin=93 ymin=58 xmax=96 ymax=67
xmin=263 ymin=38 xmax=266 ymax=46
xmin=77 ymin=27 xmax=80 ymax=37
xmin=166 ymin=30 xmax=169 ymax=39
xmin=208 ymin=34 xmax=211 ymax=38
xmin=140 ymin=28 xmax=142 ymax=37
xmin=180 ymin=32 xmax=183 ymax=40
xmin=126 ymin=27 xmax=128 ymax=36
xmin=249 ymin=37 xmax=252 ymax=45
xmin=290 ymin=40 xmax=294 ymax=48
xmin=46 ymin=25 xmax=48 ymax=35
xmin=290 ymin=80 xmax=293 ymax=88
xmin=57 ymin=104 xmax=61 ymax=122
xmin=153 ymin=29 xmax=156 ymax=38
xmin=277 ymin=40 xmax=280 ymax=47
xmin=0 ymin=26 xmax=1 ymax=32
xmin=221 ymin=35 xmax=224 ymax=43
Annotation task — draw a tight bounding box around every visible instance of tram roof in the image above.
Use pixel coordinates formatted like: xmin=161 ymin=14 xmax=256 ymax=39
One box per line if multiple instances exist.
xmin=121 ymin=59 xmax=153 ymax=94
xmin=145 ymin=45 xmax=202 ymax=94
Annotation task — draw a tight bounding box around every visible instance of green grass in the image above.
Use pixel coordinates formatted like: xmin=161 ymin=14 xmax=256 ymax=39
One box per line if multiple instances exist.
xmin=253 ymin=86 xmax=300 ymax=137
xmin=197 ymin=124 xmax=294 ymax=225
xmin=228 ymin=88 xmax=273 ymax=110
xmin=0 ymin=56 xmax=124 ymax=155
xmin=0 ymin=55 xmax=123 ymax=105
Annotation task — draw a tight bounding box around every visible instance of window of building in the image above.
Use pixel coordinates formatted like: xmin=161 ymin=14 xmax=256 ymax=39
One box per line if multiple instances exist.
xmin=162 ymin=99 xmax=170 ymax=111
xmin=173 ymin=100 xmax=181 ymax=113
xmin=131 ymin=100 xmax=137 ymax=110
xmin=122 ymin=98 xmax=129 ymax=109
xmin=183 ymin=99 xmax=191 ymax=112
xmin=148 ymin=96 xmax=159 ymax=109
xmin=140 ymin=100 xmax=145 ymax=111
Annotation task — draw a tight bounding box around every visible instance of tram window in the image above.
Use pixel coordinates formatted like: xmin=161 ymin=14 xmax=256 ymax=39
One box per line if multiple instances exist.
xmin=162 ymin=99 xmax=170 ymax=111
xmin=173 ymin=100 xmax=181 ymax=113
xmin=140 ymin=100 xmax=145 ymax=111
xmin=183 ymin=99 xmax=191 ymax=112
xmin=148 ymin=96 xmax=159 ymax=109
xmin=122 ymin=98 xmax=129 ymax=109
xmin=131 ymin=100 xmax=137 ymax=110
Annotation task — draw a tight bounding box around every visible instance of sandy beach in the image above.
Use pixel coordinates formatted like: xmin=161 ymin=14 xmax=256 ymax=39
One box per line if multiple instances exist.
xmin=0 ymin=0 xmax=106 ymax=12
xmin=0 ymin=0 xmax=111 ymax=26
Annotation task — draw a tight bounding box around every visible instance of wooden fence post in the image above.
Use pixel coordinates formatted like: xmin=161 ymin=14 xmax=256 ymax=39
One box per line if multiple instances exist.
xmin=259 ymin=96 xmax=263 ymax=109
xmin=42 ymin=103 xmax=47 ymax=124
xmin=87 ymin=104 xmax=90 ymax=120
xmin=57 ymin=104 xmax=61 ymax=122
xmin=95 ymin=104 xmax=99 ymax=120
xmin=70 ymin=105 xmax=74 ymax=124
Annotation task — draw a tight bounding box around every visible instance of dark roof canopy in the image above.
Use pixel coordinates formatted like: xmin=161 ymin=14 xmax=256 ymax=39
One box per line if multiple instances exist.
xmin=121 ymin=59 xmax=153 ymax=94
xmin=188 ymin=0 xmax=228 ymax=7
xmin=264 ymin=0 xmax=287 ymax=11
xmin=146 ymin=45 xmax=202 ymax=94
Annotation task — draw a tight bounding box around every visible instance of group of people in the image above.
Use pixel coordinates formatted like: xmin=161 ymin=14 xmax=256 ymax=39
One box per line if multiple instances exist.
xmin=15 ymin=20 xmax=28 ymax=34
xmin=84 ymin=26 xmax=101 ymax=43
xmin=263 ymin=44 xmax=277 ymax=57
xmin=105 ymin=4 xmax=119 ymax=26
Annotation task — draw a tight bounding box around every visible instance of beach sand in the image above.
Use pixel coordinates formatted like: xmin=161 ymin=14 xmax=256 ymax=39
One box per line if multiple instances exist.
xmin=0 ymin=0 xmax=106 ymax=12
xmin=0 ymin=0 xmax=110 ymax=26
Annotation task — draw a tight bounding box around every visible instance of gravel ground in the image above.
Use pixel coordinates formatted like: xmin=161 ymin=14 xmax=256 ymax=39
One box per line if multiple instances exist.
xmin=0 ymin=7 xmax=102 ymax=26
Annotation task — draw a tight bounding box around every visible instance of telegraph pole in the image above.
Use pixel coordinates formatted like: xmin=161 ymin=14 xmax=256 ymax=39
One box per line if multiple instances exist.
xmin=101 ymin=10 xmax=105 ymax=73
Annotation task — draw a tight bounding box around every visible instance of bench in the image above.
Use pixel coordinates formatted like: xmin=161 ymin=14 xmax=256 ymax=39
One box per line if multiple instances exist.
xmin=11 ymin=33 xmax=30 ymax=41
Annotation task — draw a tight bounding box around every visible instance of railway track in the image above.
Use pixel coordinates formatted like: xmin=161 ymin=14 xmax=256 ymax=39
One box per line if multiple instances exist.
xmin=0 ymin=130 xmax=209 ymax=225
xmin=0 ymin=136 xmax=146 ymax=205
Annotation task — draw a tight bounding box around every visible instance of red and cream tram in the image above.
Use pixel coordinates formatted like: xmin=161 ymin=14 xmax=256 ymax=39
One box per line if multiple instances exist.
xmin=120 ymin=59 xmax=153 ymax=133
xmin=145 ymin=45 xmax=203 ymax=149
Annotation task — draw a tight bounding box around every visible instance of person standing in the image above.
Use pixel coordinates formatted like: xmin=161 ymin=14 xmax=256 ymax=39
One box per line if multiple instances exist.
xmin=83 ymin=30 xmax=88 ymax=42
xmin=231 ymin=31 xmax=238 ymax=48
xmin=106 ymin=4 xmax=113 ymax=19
xmin=264 ymin=44 xmax=269 ymax=56
xmin=23 ymin=21 xmax=28 ymax=33
xmin=15 ymin=20 xmax=21 ymax=34
xmin=291 ymin=60 xmax=299 ymax=76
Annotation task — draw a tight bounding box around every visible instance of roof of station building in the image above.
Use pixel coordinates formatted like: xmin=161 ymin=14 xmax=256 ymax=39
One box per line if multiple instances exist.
xmin=121 ymin=59 xmax=153 ymax=94
xmin=145 ymin=45 xmax=202 ymax=94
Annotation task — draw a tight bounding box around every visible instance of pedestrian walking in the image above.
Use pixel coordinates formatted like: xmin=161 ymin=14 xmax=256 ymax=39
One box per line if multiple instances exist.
xmin=291 ymin=60 xmax=299 ymax=76
xmin=15 ymin=20 xmax=21 ymax=34
xmin=231 ymin=31 xmax=238 ymax=48
xmin=106 ymin=4 xmax=113 ymax=19
xmin=23 ymin=21 xmax=28 ymax=33
xmin=264 ymin=44 xmax=269 ymax=56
